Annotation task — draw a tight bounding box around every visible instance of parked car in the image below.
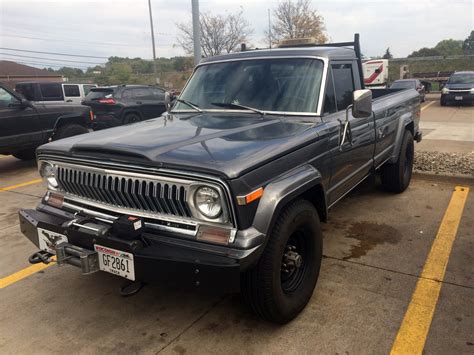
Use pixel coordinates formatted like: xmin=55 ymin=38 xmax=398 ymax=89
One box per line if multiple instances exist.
xmin=82 ymin=85 xmax=170 ymax=129
xmin=0 ymin=85 xmax=91 ymax=160
xmin=441 ymin=71 xmax=474 ymax=106
xmin=18 ymin=35 xmax=422 ymax=323
xmin=390 ymin=79 xmax=426 ymax=102
xmin=15 ymin=82 xmax=97 ymax=105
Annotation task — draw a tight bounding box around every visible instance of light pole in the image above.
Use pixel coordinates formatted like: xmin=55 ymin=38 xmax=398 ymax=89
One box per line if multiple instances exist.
xmin=148 ymin=0 xmax=158 ymax=83
xmin=268 ymin=8 xmax=272 ymax=48
xmin=192 ymin=0 xmax=201 ymax=66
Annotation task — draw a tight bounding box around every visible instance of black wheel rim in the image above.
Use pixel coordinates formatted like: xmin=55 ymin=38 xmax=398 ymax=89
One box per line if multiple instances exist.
xmin=280 ymin=229 xmax=310 ymax=294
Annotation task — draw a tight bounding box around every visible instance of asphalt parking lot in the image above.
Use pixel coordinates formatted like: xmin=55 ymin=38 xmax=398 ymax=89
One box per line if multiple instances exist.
xmin=0 ymin=101 xmax=473 ymax=354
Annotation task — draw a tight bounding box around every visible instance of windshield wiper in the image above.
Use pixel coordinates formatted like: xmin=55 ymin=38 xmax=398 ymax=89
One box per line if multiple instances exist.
xmin=211 ymin=102 xmax=265 ymax=116
xmin=176 ymin=98 xmax=202 ymax=112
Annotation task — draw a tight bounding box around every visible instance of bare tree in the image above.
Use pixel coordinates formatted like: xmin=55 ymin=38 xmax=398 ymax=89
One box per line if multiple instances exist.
xmin=177 ymin=11 xmax=253 ymax=57
xmin=266 ymin=0 xmax=328 ymax=46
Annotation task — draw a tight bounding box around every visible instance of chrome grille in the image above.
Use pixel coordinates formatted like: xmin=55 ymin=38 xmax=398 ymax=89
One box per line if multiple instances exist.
xmin=56 ymin=166 xmax=192 ymax=218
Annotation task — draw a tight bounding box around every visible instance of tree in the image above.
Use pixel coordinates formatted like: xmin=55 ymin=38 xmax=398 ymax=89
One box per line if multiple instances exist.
xmin=109 ymin=63 xmax=132 ymax=83
xmin=434 ymin=39 xmax=463 ymax=56
xmin=267 ymin=0 xmax=328 ymax=45
xmin=408 ymin=47 xmax=441 ymax=58
xmin=462 ymin=31 xmax=474 ymax=54
xmin=176 ymin=11 xmax=253 ymax=57
xmin=382 ymin=47 xmax=393 ymax=59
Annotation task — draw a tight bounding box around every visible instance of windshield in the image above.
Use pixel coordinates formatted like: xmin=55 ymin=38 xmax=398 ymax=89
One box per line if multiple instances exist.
xmin=448 ymin=73 xmax=474 ymax=85
xmin=390 ymin=81 xmax=415 ymax=89
xmin=174 ymin=58 xmax=324 ymax=113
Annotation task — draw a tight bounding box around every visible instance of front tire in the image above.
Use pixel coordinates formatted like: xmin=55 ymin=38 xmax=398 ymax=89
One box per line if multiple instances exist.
xmin=123 ymin=113 xmax=141 ymax=125
xmin=241 ymin=200 xmax=322 ymax=324
xmin=12 ymin=149 xmax=36 ymax=161
xmin=380 ymin=130 xmax=414 ymax=193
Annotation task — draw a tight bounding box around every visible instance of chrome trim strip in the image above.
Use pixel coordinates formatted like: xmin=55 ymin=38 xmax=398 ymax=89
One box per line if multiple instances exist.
xmin=61 ymin=197 xmax=198 ymax=237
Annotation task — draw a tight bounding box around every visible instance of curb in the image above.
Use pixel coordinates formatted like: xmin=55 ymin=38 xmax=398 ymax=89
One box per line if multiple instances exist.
xmin=413 ymin=170 xmax=474 ymax=186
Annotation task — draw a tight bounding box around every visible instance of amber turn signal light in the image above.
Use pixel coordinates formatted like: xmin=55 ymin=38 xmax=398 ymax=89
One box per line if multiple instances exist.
xmin=236 ymin=187 xmax=264 ymax=206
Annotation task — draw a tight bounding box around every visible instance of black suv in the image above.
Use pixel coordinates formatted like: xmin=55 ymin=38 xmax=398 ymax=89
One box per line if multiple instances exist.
xmin=83 ymin=85 xmax=169 ymax=129
xmin=0 ymin=85 xmax=91 ymax=160
xmin=441 ymin=71 xmax=474 ymax=106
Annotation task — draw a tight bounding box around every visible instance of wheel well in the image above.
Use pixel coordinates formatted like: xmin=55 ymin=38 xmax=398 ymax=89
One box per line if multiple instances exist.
xmin=405 ymin=121 xmax=414 ymax=135
xmin=122 ymin=110 xmax=142 ymax=120
xmin=297 ymin=184 xmax=327 ymax=222
xmin=55 ymin=116 xmax=87 ymax=129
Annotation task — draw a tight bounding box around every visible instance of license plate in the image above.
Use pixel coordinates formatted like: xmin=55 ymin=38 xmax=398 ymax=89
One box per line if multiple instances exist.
xmin=455 ymin=96 xmax=463 ymax=100
xmin=94 ymin=245 xmax=135 ymax=280
xmin=38 ymin=228 xmax=68 ymax=254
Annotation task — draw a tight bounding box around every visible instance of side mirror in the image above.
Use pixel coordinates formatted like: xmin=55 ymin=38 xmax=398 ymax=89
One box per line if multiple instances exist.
xmin=20 ymin=98 xmax=33 ymax=109
xmin=352 ymin=89 xmax=372 ymax=118
xmin=165 ymin=92 xmax=171 ymax=112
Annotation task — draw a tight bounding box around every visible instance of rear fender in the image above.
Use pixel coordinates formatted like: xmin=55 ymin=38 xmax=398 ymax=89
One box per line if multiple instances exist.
xmin=388 ymin=112 xmax=414 ymax=163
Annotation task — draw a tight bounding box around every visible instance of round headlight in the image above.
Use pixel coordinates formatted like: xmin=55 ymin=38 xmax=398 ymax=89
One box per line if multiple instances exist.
xmin=441 ymin=87 xmax=449 ymax=94
xmin=194 ymin=186 xmax=222 ymax=218
xmin=39 ymin=162 xmax=58 ymax=189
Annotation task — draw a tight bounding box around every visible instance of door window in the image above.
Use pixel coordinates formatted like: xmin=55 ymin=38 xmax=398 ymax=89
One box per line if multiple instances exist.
xmin=331 ymin=63 xmax=355 ymax=111
xmin=15 ymin=83 xmax=36 ymax=100
xmin=63 ymin=84 xmax=80 ymax=97
xmin=0 ymin=88 xmax=19 ymax=108
xmin=39 ymin=83 xmax=64 ymax=101
xmin=132 ymin=88 xmax=152 ymax=100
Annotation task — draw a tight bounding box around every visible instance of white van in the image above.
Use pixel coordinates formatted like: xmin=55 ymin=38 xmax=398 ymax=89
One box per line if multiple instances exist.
xmin=15 ymin=82 xmax=97 ymax=105
xmin=362 ymin=59 xmax=389 ymax=88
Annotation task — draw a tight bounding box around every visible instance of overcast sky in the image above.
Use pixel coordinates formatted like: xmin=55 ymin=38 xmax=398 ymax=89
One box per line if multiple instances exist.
xmin=0 ymin=0 xmax=472 ymax=69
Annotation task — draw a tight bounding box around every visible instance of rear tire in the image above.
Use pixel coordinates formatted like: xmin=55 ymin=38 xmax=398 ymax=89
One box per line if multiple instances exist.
xmin=123 ymin=113 xmax=141 ymax=125
xmin=241 ymin=200 xmax=322 ymax=324
xmin=381 ymin=130 xmax=414 ymax=193
xmin=54 ymin=124 xmax=89 ymax=140
xmin=12 ymin=149 xmax=36 ymax=161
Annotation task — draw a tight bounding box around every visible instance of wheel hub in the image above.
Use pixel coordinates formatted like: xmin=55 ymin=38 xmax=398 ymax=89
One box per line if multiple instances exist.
xmin=281 ymin=245 xmax=303 ymax=273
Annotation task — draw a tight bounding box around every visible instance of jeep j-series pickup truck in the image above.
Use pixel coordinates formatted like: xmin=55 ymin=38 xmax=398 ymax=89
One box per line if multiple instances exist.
xmin=19 ymin=35 xmax=421 ymax=323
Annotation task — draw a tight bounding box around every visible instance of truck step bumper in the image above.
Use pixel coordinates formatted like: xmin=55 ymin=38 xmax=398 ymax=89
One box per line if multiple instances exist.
xmin=19 ymin=208 xmax=244 ymax=292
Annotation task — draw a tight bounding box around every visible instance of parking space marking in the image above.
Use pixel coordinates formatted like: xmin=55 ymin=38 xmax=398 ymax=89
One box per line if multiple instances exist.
xmin=0 ymin=257 xmax=56 ymax=289
xmin=0 ymin=178 xmax=42 ymax=192
xmin=0 ymin=155 xmax=12 ymax=159
xmin=390 ymin=186 xmax=469 ymax=355
xmin=421 ymin=101 xmax=436 ymax=112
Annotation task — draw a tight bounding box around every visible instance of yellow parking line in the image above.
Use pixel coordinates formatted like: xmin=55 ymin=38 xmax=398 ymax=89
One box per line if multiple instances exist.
xmin=0 ymin=178 xmax=42 ymax=192
xmin=421 ymin=101 xmax=435 ymax=112
xmin=390 ymin=186 xmax=469 ymax=354
xmin=0 ymin=257 xmax=57 ymax=289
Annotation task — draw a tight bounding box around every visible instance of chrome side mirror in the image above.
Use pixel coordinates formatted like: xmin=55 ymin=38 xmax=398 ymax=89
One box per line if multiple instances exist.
xmin=352 ymin=89 xmax=372 ymax=118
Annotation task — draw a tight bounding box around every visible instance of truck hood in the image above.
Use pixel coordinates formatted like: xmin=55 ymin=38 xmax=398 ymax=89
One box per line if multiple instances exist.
xmin=38 ymin=112 xmax=320 ymax=179
xmin=444 ymin=83 xmax=474 ymax=90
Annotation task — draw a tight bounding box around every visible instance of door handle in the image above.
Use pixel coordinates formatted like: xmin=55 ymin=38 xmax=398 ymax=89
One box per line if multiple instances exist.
xmin=136 ymin=101 xmax=142 ymax=104
xmin=66 ymin=99 xmax=73 ymax=103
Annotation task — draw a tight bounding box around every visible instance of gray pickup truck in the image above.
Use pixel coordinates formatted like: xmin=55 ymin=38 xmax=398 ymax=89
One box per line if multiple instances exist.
xmin=19 ymin=35 xmax=421 ymax=323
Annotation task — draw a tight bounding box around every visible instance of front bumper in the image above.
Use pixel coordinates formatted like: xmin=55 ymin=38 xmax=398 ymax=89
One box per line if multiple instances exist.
xmin=441 ymin=92 xmax=474 ymax=104
xmin=19 ymin=208 xmax=263 ymax=292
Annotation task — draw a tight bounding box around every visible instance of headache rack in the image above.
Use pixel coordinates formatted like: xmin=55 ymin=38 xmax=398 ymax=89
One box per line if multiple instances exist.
xmin=277 ymin=33 xmax=365 ymax=90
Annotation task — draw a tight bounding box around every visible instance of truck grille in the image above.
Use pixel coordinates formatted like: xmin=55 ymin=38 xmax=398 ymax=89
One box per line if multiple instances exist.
xmin=56 ymin=166 xmax=192 ymax=218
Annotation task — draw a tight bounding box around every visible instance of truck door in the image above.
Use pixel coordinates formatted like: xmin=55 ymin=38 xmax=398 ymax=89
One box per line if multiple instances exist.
xmin=323 ymin=62 xmax=375 ymax=206
xmin=0 ymin=87 xmax=41 ymax=151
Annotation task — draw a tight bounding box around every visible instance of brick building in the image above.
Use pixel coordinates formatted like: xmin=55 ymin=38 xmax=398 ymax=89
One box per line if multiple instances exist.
xmin=0 ymin=60 xmax=64 ymax=89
